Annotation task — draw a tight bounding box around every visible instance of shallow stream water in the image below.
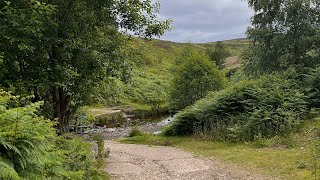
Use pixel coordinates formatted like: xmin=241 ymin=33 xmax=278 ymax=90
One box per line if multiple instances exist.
xmin=85 ymin=113 xmax=174 ymax=140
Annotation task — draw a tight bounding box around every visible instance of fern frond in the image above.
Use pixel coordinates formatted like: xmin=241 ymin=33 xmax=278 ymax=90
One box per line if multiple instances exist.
xmin=0 ymin=139 xmax=22 ymax=158
xmin=0 ymin=158 xmax=20 ymax=180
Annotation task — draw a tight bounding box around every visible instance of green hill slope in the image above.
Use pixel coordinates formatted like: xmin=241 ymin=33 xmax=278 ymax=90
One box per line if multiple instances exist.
xmin=94 ymin=38 xmax=250 ymax=113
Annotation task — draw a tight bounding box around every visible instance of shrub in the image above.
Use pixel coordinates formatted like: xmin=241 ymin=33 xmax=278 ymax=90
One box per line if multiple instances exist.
xmin=55 ymin=134 xmax=108 ymax=179
xmin=128 ymin=127 xmax=145 ymax=137
xmin=306 ymin=67 xmax=320 ymax=109
xmin=90 ymin=77 xmax=125 ymax=105
xmin=164 ymin=70 xmax=308 ymax=141
xmin=70 ymin=106 xmax=96 ymax=126
xmin=169 ymin=49 xmax=226 ymax=110
xmin=0 ymin=90 xmax=107 ymax=179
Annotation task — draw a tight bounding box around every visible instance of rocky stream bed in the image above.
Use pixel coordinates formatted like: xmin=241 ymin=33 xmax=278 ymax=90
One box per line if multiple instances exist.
xmin=84 ymin=107 xmax=174 ymax=140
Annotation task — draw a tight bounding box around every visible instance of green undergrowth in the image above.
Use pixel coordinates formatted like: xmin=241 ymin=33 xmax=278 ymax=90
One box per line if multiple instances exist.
xmin=0 ymin=91 xmax=108 ymax=179
xmin=119 ymin=117 xmax=320 ymax=179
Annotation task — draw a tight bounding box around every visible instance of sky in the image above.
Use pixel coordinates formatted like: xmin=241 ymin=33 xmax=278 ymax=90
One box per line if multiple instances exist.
xmin=157 ymin=0 xmax=253 ymax=43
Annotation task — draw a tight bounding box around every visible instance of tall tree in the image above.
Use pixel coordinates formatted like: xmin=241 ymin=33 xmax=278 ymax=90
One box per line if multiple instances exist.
xmin=207 ymin=41 xmax=230 ymax=69
xmin=0 ymin=0 xmax=171 ymax=133
xmin=245 ymin=0 xmax=320 ymax=74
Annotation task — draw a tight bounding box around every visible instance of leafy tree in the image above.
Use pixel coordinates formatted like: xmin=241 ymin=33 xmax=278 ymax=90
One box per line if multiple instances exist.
xmin=245 ymin=0 xmax=320 ymax=74
xmin=207 ymin=41 xmax=230 ymax=69
xmin=0 ymin=0 xmax=171 ymax=133
xmin=169 ymin=49 xmax=226 ymax=110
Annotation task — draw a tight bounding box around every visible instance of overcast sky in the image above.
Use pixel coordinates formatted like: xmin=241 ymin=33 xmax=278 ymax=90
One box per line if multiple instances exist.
xmin=157 ymin=0 xmax=253 ymax=43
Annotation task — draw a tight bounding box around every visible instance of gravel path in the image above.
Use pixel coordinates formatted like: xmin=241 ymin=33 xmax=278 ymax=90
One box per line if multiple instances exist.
xmin=104 ymin=141 xmax=273 ymax=180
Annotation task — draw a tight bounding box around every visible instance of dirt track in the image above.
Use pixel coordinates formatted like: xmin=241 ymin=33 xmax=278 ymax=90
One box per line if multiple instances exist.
xmin=104 ymin=141 xmax=272 ymax=180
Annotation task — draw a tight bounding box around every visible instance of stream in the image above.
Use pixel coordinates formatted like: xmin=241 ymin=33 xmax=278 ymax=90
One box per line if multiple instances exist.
xmin=84 ymin=112 xmax=174 ymax=140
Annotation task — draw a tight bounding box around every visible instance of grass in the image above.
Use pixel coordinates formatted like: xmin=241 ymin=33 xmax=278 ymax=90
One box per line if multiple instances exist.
xmin=197 ymin=38 xmax=251 ymax=57
xmin=120 ymin=99 xmax=153 ymax=111
xmin=118 ymin=118 xmax=320 ymax=180
xmin=128 ymin=127 xmax=146 ymax=137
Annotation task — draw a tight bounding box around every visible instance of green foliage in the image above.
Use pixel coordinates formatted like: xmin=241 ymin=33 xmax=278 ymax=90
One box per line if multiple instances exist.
xmin=245 ymin=0 xmax=320 ymax=74
xmin=125 ymin=72 xmax=169 ymax=110
xmin=306 ymin=127 xmax=320 ymax=179
xmin=0 ymin=0 xmax=171 ymax=132
xmin=306 ymin=67 xmax=320 ymax=109
xmin=0 ymin=90 xmax=57 ymax=179
xmin=90 ymin=78 xmax=125 ymax=105
xmin=90 ymin=133 xmax=109 ymax=164
xmin=0 ymin=90 xmax=106 ymax=179
xmin=128 ymin=127 xmax=146 ymax=137
xmin=120 ymin=39 xmax=178 ymax=111
xmin=55 ymin=134 xmax=107 ymax=180
xmin=69 ymin=106 xmax=96 ymax=131
xmin=96 ymin=38 xmax=244 ymax=113
xmin=169 ymin=48 xmax=226 ymax=110
xmin=96 ymin=112 xmax=125 ymax=127
xmin=207 ymin=41 xmax=230 ymax=69
xmin=164 ymin=69 xmax=309 ymax=141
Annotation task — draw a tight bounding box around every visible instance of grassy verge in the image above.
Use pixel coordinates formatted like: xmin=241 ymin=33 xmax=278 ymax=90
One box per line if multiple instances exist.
xmin=119 ymin=130 xmax=317 ymax=179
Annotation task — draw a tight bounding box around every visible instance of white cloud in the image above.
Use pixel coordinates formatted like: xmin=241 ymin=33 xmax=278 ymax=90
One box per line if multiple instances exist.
xmin=157 ymin=0 xmax=253 ymax=43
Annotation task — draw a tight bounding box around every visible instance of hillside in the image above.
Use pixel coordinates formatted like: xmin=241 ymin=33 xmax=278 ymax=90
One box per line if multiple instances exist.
xmin=116 ymin=38 xmax=250 ymax=112
xmin=90 ymin=37 xmax=250 ymax=119
xmin=197 ymin=38 xmax=251 ymax=56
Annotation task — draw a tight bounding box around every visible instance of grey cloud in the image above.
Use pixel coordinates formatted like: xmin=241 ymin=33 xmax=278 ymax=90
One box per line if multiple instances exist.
xmin=157 ymin=0 xmax=253 ymax=43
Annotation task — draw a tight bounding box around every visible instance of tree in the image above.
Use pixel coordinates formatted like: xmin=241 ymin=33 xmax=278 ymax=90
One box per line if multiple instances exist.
xmin=0 ymin=0 xmax=171 ymax=133
xmin=245 ymin=0 xmax=320 ymax=74
xmin=169 ymin=49 xmax=226 ymax=110
xmin=207 ymin=41 xmax=230 ymax=69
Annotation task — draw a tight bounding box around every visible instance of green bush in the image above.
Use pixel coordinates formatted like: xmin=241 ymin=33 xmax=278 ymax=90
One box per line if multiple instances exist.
xmin=128 ymin=127 xmax=146 ymax=137
xmin=70 ymin=106 xmax=96 ymax=126
xmin=169 ymin=49 xmax=226 ymax=110
xmin=90 ymin=77 xmax=125 ymax=105
xmin=164 ymin=69 xmax=308 ymax=141
xmin=0 ymin=90 xmax=107 ymax=179
xmin=124 ymin=72 xmax=169 ymax=110
xmin=306 ymin=67 xmax=320 ymax=109
xmin=55 ymin=134 xmax=108 ymax=179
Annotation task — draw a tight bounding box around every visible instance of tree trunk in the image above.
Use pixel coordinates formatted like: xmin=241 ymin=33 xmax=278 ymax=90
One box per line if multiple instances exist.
xmin=52 ymin=86 xmax=69 ymax=134
xmin=53 ymin=86 xmax=62 ymax=133
xmin=59 ymin=87 xmax=68 ymax=131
